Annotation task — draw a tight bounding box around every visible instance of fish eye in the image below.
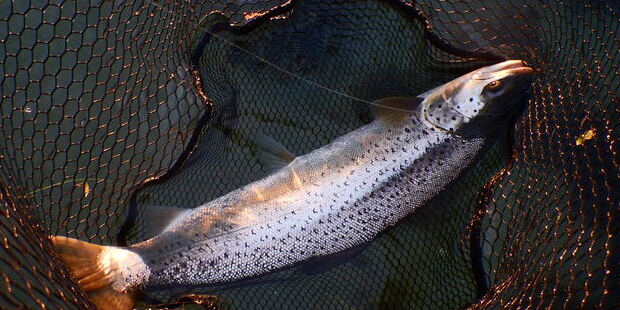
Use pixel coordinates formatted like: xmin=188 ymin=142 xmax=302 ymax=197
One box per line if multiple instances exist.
xmin=486 ymin=80 xmax=504 ymax=92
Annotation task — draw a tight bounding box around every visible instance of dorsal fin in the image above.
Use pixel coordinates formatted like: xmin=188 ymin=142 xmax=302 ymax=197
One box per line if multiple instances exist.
xmin=142 ymin=206 xmax=192 ymax=237
xmin=225 ymin=126 xmax=296 ymax=173
xmin=253 ymin=133 xmax=296 ymax=173
xmin=372 ymin=96 xmax=424 ymax=125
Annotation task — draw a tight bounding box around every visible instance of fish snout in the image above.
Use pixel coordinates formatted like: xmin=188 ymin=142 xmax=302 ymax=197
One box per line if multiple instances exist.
xmin=472 ymin=60 xmax=532 ymax=80
xmin=500 ymin=65 xmax=534 ymax=79
xmin=507 ymin=63 xmax=533 ymax=73
xmin=493 ymin=59 xmax=528 ymax=71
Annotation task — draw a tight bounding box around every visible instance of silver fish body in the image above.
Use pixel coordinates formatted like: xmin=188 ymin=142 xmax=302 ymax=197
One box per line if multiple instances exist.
xmin=128 ymin=60 xmax=533 ymax=289
xmin=135 ymin=116 xmax=485 ymax=288
xmin=50 ymin=61 xmax=533 ymax=305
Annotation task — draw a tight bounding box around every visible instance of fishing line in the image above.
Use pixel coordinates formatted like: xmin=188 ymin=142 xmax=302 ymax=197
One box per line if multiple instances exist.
xmin=145 ymin=0 xmax=420 ymax=114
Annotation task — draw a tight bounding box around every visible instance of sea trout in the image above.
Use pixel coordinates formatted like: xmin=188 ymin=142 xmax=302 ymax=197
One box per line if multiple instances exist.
xmin=51 ymin=60 xmax=533 ymax=310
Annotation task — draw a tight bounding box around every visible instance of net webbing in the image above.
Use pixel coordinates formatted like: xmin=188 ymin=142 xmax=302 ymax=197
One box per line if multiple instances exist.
xmin=0 ymin=0 xmax=617 ymax=309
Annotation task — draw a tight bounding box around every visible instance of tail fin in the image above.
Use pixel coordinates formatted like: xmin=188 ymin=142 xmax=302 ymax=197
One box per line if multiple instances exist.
xmin=51 ymin=236 xmax=140 ymax=310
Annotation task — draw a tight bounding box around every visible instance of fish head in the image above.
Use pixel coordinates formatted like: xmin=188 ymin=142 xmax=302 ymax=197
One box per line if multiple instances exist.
xmin=422 ymin=60 xmax=534 ymax=138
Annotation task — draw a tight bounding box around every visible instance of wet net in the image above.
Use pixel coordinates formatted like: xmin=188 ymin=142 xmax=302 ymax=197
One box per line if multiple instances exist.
xmin=0 ymin=0 xmax=617 ymax=309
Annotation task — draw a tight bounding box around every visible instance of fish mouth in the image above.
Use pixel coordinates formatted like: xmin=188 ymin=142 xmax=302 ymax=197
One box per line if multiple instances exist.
xmin=472 ymin=60 xmax=532 ymax=80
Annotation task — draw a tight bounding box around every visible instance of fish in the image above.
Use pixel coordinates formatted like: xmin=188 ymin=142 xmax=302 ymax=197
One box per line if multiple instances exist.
xmin=51 ymin=60 xmax=533 ymax=310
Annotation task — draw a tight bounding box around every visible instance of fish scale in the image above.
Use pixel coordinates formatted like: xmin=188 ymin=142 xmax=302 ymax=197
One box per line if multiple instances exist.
xmin=135 ymin=115 xmax=485 ymax=288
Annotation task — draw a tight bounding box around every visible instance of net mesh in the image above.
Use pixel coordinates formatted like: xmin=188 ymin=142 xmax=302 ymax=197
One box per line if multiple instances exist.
xmin=0 ymin=0 xmax=617 ymax=309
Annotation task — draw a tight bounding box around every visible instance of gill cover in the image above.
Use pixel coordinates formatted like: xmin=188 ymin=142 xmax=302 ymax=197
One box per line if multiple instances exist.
xmin=422 ymin=60 xmax=533 ymax=137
